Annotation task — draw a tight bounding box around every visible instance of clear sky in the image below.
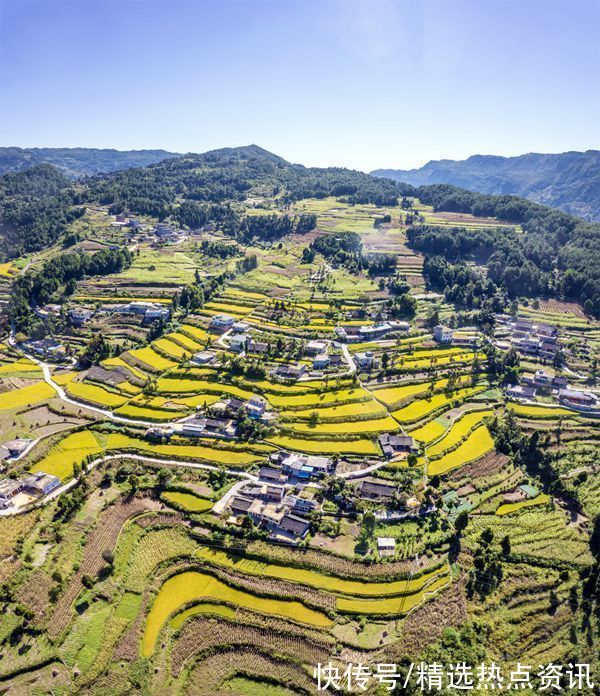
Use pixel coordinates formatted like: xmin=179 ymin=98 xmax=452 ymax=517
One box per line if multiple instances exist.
xmin=0 ymin=0 xmax=599 ymax=171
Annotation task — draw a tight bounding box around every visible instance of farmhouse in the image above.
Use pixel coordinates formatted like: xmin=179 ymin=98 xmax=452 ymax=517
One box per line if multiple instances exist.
xmin=359 ymin=479 xmax=396 ymax=501
xmin=230 ymin=495 xmax=253 ymax=515
xmin=505 ymin=384 xmax=536 ymax=400
xmin=231 ymin=321 xmax=249 ymax=334
xmin=229 ymin=335 xmax=247 ymax=353
xmin=22 ymin=471 xmax=61 ymax=497
xmin=558 ymin=388 xmax=599 ymax=412
xmin=279 ymin=452 xmax=333 ymax=480
xmin=191 ymin=350 xmax=216 ymax=365
xmin=34 ymin=304 xmax=61 ymax=320
xmin=278 ymin=513 xmax=310 ymax=539
xmin=274 ymin=363 xmax=306 ymax=380
xmin=1 ymin=439 xmax=32 ymax=458
xmin=378 ymin=433 xmax=418 ymax=458
xmin=286 ymin=490 xmax=318 ymax=513
xmin=246 ymin=395 xmax=267 ymax=419
xmin=377 ymin=537 xmax=396 ymax=557
xmin=354 ymin=351 xmax=375 ymax=370
xmin=182 ymin=418 xmax=237 ymax=439
xmin=389 ymin=320 xmax=411 ymax=332
xmin=111 ymin=302 xmax=170 ymax=322
xmin=0 ymin=479 xmax=23 ymax=508
xmin=305 ymin=340 xmax=328 ymax=356
xmin=209 ymin=314 xmax=235 ymax=332
xmin=247 ymin=339 xmax=268 ymax=355
xmin=69 ymin=307 xmax=93 ymax=326
xmin=23 ymin=338 xmax=67 ymax=361
xmin=258 ymin=466 xmax=287 ymax=484
xmin=358 ymin=322 xmax=392 ymax=340
xmin=312 ymin=354 xmax=330 ymax=369
xmin=434 ymin=325 xmax=454 ymax=343
xmin=144 ymin=427 xmax=173 ymax=442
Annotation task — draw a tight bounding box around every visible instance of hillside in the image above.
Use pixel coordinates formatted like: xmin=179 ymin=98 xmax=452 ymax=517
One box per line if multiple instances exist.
xmin=0 ymin=144 xmax=598 ymax=695
xmin=373 ymin=150 xmax=600 ymax=221
xmin=0 ymin=146 xmax=179 ymax=178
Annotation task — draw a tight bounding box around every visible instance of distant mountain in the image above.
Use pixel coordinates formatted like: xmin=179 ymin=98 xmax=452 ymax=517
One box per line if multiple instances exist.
xmin=372 ymin=150 xmax=600 ymax=221
xmin=0 ymin=147 xmax=180 ymax=179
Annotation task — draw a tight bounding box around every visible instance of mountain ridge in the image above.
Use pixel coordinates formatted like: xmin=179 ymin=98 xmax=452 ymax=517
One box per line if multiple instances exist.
xmin=0 ymin=146 xmax=180 ymax=178
xmin=372 ymin=149 xmax=600 ymax=221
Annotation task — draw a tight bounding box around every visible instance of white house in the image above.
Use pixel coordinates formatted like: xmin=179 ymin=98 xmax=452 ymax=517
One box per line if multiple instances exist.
xmin=434 ymin=325 xmax=454 ymax=343
xmin=209 ymin=314 xmax=235 ymax=332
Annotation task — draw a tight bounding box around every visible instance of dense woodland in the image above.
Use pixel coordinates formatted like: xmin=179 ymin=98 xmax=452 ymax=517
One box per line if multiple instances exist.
xmin=408 ymin=185 xmax=600 ymax=317
xmin=0 ymin=164 xmax=84 ymax=257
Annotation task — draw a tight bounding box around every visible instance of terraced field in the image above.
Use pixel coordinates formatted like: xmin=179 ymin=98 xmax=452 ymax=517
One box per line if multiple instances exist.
xmin=66 ymin=381 xmax=129 ymax=408
xmin=267 ymin=434 xmax=381 ymax=455
xmin=427 ymin=409 xmax=493 ymax=458
xmin=142 ymin=571 xmax=333 ymax=656
xmin=0 ymin=381 xmax=55 ymax=410
xmin=427 ymin=425 xmax=494 ymax=476
xmin=391 ymin=386 xmax=485 ymax=423
xmin=33 ymin=430 xmax=103 ymax=480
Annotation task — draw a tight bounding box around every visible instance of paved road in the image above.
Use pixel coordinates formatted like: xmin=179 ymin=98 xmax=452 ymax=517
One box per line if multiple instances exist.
xmin=1 ymin=452 xmax=259 ymax=517
xmin=9 ymin=336 xmax=189 ymax=429
xmin=4 ymin=338 xmax=392 ymax=514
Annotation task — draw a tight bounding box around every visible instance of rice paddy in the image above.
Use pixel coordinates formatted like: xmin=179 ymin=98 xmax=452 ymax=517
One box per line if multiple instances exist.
xmin=0 ymin=381 xmax=55 ymax=410
xmin=427 ymin=409 xmax=492 ymax=458
xmin=335 ymin=572 xmax=451 ymax=615
xmin=267 ymin=435 xmax=380 ymax=455
xmin=427 ymin=425 xmax=494 ymax=476
xmin=391 ymin=386 xmax=484 ymax=423
xmin=142 ymin=571 xmax=332 ymax=656
xmin=495 ymin=494 xmax=550 ymax=516
xmin=280 ymin=399 xmax=386 ymax=420
xmin=289 ymin=414 xmax=400 ymax=435
xmin=105 ymin=432 xmax=267 ymax=466
xmin=66 ymin=381 xmax=128 ymax=408
xmin=128 ymin=346 xmax=179 ymax=371
xmin=194 ymin=547 xmax=446 ymax=597
xmin=32 ymin=430 xmax=103 ymax=480
xmin=508 ymin=403 xmax=576 ymax=419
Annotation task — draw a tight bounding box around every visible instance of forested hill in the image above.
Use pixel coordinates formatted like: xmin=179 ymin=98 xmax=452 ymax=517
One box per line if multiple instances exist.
xmin=86 ymin=144 xmax=408 ymax=220
xmin=0 ymin=164 xmax=84 ymax=257
xmin=372 ymin=150 xmax=600 ymax=221
xmin=0 ymin=147 xmax=179 ymax=178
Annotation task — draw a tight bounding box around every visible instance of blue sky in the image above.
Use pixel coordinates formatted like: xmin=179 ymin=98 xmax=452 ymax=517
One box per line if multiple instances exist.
xmin=0 ymin=0 xmax=598 ymax=170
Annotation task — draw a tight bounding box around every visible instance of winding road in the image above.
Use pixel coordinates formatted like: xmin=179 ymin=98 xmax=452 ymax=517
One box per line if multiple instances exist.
xmin=2 ymin=339 xmax=388 ymax=517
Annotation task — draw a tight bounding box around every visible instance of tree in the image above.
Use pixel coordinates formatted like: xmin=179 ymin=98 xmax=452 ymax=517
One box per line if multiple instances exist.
xmin=81 ymin=333 xmax=111 ymax=366
xmin=155 ymin=468 xmax=172 ymax=492
xmin=454 ymin=511 xmax=469 ymax=534
xmin=362 ymin=511 xmax=376 ymax=537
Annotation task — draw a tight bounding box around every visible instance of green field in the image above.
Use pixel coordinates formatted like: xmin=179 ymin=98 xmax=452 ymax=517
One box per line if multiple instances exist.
xmin=162 ymin=490 xmax=213 ymax=512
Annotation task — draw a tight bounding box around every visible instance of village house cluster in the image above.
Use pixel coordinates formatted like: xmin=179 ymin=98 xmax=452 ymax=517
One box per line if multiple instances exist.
xmin=227 ymin=451 xmax=335 ymax=540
